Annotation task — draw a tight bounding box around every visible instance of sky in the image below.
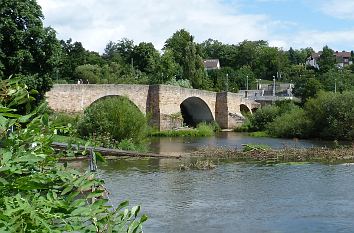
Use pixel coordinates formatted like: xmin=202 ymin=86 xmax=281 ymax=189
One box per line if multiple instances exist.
xmin=37 ymin=0 xmax=354 ymax=53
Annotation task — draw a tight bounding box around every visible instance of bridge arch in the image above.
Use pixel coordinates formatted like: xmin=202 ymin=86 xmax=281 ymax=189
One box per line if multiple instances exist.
xmin=240 ymin=104 xmax=252 ymax=117
xmin=180 ymin=97 xmax=214 ymax=127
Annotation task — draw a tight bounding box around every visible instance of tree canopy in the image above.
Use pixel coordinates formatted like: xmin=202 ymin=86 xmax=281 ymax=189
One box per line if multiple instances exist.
xmin=0 ymin=0 xmax=61 ymax=97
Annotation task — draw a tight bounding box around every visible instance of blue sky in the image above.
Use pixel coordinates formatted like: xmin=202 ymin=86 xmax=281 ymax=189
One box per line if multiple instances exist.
xmin=38 ymin=0 xmax=354 ymax=53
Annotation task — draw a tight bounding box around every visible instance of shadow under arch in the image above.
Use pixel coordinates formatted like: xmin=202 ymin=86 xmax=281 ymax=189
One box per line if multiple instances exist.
xmin=180 ymin=97 xmax=214 ymax=127
xmin=240 ymin=104 xmax=252 ymax=117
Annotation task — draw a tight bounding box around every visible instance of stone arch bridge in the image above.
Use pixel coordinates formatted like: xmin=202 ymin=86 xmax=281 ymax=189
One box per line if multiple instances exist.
xmin=46 ymin=84 xmax=260 ymax=130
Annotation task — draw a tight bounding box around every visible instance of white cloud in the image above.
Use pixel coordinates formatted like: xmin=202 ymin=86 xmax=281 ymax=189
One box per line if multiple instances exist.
xmin=37 ymin=0 xmax=277 ymax=52
xmin=279 ymin=28 xmax=354 ymax=51
xmin=319 ymin=0 xmax=354 ymax=20
xmin=37 ymin=0 xmax=354 ymax=53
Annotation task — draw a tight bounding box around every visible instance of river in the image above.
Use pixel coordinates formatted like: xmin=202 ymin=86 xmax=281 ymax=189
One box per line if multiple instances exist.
xmin=95 ymin=159 xmax=354 ymax=233
xmin=85 ymin=133 xmax=354 ymax=233
xmin=148 ymin=132 xmax=334 ymax=155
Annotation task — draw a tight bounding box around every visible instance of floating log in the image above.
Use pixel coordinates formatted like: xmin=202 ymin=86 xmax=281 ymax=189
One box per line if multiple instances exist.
xmin=52 ymin=142 xmax=181 ymax=160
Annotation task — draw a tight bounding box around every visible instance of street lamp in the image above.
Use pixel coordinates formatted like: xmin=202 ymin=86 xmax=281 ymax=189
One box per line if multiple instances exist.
xmin=246 ymin=75 xmax=249 ymax=90
xmin=272 ymin=75 xmax=276 ymax=97
xmin=334 ymin=78 xmax=337 ymax=93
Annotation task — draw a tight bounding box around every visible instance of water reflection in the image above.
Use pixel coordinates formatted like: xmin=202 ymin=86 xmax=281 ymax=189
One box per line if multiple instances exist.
xmin=149 ymin=132 xmax=332 ymax=154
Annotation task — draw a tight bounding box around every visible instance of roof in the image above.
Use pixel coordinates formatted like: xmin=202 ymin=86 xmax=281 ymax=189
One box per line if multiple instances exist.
xmin=311 ymin=51 xmax=351 ymax=59
xmin=203 ymin=59 xmax=220 ymax=69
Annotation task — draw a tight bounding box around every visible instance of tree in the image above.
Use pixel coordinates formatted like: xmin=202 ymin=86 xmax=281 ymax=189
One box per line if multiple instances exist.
xmin=0 ymin=0 xmax=61 ymax=97
xmin=153 ymin=50 xmax=180 ymax=84
xmin=103 ymin=38 xmax=134 ymax=64
xmin=288 ymin=47 xmax=298 ymax=65
xmin=293 ymin=76 xmax=323 ymax=103
xmin=164 ymin=29 xmax=206 ymax=88
xmin=59 ymin=39 xmax=88 ymax=82
xmin=132 ymin=42 xmax=160 ymax=75
xmin=318 ymin=45 xmax=336 ymax=73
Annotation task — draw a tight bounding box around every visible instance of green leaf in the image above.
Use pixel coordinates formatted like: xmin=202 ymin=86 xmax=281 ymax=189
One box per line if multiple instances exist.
xmin=140 ymin=214 xmax=148 ymax=223
xmin=61 ymin=185 xmax=74 ymax=195
xmin=0 ymin=177 xmax=9 ymax=185
xmin=95 ymin=152 xmax=106 ymax=163
xmin=86 ymin=190 xmax=104 ymax=199
xmin=131 ymin=206 xmax=141 ymax=218
xmin=117 ymin=200 xmax=129 ymax=210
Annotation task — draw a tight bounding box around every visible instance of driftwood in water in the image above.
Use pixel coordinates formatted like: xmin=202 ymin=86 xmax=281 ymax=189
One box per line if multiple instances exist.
xmin=52 ymin=142 xmax=181 ymax=160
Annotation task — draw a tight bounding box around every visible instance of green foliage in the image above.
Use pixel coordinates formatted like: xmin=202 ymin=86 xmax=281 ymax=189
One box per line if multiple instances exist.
xmin=250 ymin=105 xmax=280 ymax=131
xmin=74 ymin=64 xmax=102 ymax=84
xmin=266 ymin=107 xmax=313 ymax=138
xmin=163 ymin=29 xmax=206 ymax=88
xmin=318 ymin=45 xmax=336 ymax=73
xmin=305 ymin=91 xmax=354 ymax=140
xmin=78 ymin=96 xmax=148 ymax=144
xmin=0 ymin=79 xmax=147 ymax=232
xmin=151 ymin=122 xmax=216 ymax=137
xmin=293 ymin=76 xmax=323 ymax=103
xmin=165 ymin=76 xmax=192 ymax=88
xmin=0 ymin=0 xmax=61 ymax=98
xmin=242 ymin=144 xmax=270 ymax=152
xmin=50 ymin=112 xmax=81 ymax=131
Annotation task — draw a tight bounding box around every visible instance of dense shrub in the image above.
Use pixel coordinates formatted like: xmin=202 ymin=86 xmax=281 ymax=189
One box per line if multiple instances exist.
xmin=78 ymin=96 xmax=148 ymax=143
xmin=305 ymin=91 xmax=354 ymax=140
xmin=50 ymin=112 xmax=81 ymax=129
xmin=266 ymin=107 xmax=313 ymax=138
xmin=250 ymin=105 xmax=280 ymax=131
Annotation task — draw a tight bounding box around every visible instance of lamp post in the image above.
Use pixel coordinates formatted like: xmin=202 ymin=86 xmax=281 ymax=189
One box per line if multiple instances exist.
xmin=335 ymin=78 xmax=337 ymax=93
xmin=246 ymin=75 xmax=249 ymax=90
xmin=272 ymin=75 xmax=276 ymax=96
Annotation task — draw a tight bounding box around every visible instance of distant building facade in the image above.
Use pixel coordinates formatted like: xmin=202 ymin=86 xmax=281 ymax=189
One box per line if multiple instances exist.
xmin=306 ymin=51 xmax=353 ymax=69
xmin=203 ymin=59 xmax=221 ymax=70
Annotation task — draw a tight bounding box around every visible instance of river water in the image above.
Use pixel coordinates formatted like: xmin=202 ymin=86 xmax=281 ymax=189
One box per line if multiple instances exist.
xmin=96 ymin=159 xmax=354 ymax=233
xmin=149 ymin=132 xmax=334 ymax=155
xmin=88 ymin=133 xmax=354 ymax=233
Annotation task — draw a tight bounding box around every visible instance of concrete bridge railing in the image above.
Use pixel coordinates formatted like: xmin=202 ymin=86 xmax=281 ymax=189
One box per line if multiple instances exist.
xmin=46 ymin=84 xmax=260 ymax=130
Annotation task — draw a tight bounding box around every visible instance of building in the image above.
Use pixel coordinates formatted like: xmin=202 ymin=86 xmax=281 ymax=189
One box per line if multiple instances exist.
xmin=203 ymin=59 xmax=221 ymax=70
xmin=306 ymin=51 xmax=353 ymax=69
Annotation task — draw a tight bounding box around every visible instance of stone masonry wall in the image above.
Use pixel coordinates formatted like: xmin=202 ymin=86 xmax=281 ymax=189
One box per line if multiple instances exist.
xmin=46 ymin=84 xmax=151 ymax=114
xmin=158 ymin=85 xmax=217 ymax=130
xmin=46 ymin=84 xmax=260 ymax=130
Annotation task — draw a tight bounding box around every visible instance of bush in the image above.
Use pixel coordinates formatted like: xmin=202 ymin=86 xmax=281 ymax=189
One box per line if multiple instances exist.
xmin=50 ymin=112 xmax=81 ymax=128
xmin=250 ymin=105 xmax=280 ymax=131
xmin=266 ymin=107 xmax=313 ymax=138
xmin=196 ymin=122 xmax=215 ymax=137
xmin=78 ymin=96 xmax=148 ymax=143
xmin=305 ymin=91 xmax=354 ymax=140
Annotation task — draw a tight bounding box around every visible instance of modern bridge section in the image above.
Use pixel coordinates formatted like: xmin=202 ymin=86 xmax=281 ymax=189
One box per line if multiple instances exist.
xmin=46 ymin=84 xmax=260 ymax=130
